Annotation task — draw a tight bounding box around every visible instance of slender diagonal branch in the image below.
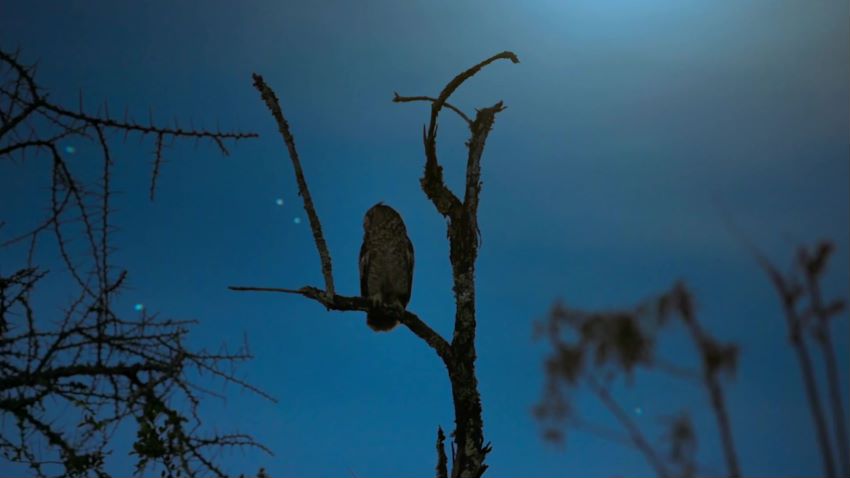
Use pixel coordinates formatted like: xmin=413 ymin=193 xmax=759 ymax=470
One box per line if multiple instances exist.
xmin=587 ymin=376 xmax=670 ymax=478
xmin=251 ymin=73 xmax=335 ymax=298
xmin=750 ymin=251 xmax=836 ymax=477
xmin=673 ymin=284 xmax=740 ymax=478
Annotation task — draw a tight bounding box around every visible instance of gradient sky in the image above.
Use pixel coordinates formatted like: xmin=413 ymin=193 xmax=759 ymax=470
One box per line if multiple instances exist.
xmin=1 ymin=1 xmax=848 ymax=476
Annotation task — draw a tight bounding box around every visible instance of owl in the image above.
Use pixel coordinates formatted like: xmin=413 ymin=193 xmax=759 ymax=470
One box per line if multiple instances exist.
xmin=359 ymin=203 xmax=414 ymax=331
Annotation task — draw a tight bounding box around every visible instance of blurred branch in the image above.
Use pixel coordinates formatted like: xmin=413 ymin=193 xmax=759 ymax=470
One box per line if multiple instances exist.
xmin=670 ymin=283 xmax=740 ymax=477
xmin=745 ymin=241 xmax=838 ymax=478
xmin=799 ymin=242 xmax=849 ymax=477
xmin=534 ymin=284 xmax=740 ymax=477
xmin=586 ymin=376 xmax=670 ymax=478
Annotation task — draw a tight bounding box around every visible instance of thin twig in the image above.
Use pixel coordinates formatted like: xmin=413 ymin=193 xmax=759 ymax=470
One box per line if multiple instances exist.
xmin=587 ymin=376 xmax=670 ymax=478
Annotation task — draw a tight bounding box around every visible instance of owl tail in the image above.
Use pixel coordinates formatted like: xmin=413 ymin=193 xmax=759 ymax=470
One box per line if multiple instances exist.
xmin=367 ymin=312 xmax=399 ymax=332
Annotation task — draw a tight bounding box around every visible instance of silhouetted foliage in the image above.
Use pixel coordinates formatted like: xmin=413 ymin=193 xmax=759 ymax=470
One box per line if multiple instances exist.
xmin=0 ymin=47 xmax=271 ymax=477
xmin=750 ymin=240 xmax=848 ymax=477
xmin=534 ymin=283 xmax=740 ymax=478
xmin=536 ymin=239 xmax=847 ymax=477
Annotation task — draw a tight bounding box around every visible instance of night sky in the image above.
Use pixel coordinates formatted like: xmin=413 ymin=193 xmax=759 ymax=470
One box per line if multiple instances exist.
xmin=1 ymin=1 xmax=848 ymax=476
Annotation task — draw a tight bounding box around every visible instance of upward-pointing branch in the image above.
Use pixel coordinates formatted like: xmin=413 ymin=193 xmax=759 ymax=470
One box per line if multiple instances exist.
xmin=251 ymin=73 xmax=335 ymax=298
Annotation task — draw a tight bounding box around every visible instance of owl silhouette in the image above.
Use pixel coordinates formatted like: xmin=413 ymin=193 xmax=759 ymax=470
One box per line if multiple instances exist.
xmin=359 ymin=203 xmax=414 ymax=331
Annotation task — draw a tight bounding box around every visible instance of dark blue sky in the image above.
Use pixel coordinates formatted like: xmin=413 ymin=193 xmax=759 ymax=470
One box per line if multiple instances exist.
xmin=1 ymin=1 xmax=848 ymax=476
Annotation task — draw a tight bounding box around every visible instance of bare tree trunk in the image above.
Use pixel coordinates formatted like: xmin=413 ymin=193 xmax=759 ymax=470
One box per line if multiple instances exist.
xmin=446 ymin=257 xmax=488 ymax=477
xmin=705 ymin=375 xmax=740 ymax=477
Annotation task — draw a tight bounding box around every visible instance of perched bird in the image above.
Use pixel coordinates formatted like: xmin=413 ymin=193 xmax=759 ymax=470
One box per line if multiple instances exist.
xmin=359 ymin=203 xmax=414 ymax=331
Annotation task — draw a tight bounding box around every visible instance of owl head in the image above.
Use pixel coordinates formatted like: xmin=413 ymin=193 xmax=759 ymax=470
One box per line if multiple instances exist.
xmin=363 ymin=202 xmax=405 ymax=232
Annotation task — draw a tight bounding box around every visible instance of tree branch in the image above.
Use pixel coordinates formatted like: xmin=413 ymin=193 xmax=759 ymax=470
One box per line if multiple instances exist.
xmin=392 ymin=93 xmax=472 ymax=126
xmin=587 ymin=376 xmax=670 ymax=478
xmin=748 ymin=246 xmax=836 ymax=477
xmin=800 ymin=243 xmax=850 ymax=477
xmin=414 ymin=51 xmax=518 ymax=218
xmin=228 ymin=285 xmax=452 ymax=363
xmin=251 ymin=73 xmax=335 ymax=297
xmin=463 ymin=102 xmax=505 ymax=246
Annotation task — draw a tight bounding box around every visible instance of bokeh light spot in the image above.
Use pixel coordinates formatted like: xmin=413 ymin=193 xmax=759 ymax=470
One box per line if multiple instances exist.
xmin=293 ymin=217 xmax=302 ymax=224
xmin=64 ymin=145 xmax=76 ymax=154
xmin=134 ymin=303 xmax=144 ymax=312
xmin=275 ymin=198 xmax=284 ymax=206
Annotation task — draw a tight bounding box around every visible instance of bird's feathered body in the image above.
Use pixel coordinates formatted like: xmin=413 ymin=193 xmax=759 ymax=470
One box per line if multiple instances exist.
xmin=359 ymin=203 xmax=414 ymax=331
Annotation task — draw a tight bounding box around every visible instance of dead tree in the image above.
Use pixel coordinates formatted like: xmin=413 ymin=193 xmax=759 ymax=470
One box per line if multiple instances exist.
xmin=1 ymin=47 xmax=271 ymax=477
xmin=230 ymin=51 xmax=519 ymax=477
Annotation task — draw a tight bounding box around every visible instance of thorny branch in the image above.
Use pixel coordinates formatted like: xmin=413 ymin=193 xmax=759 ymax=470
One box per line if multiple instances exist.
xmin=0 ymin=49 xmax=257 ymax=201
xmin=1 ymin=47 xmax=271 ymax=477
xmin=231 ymin=51 xmax=518 ymax=478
